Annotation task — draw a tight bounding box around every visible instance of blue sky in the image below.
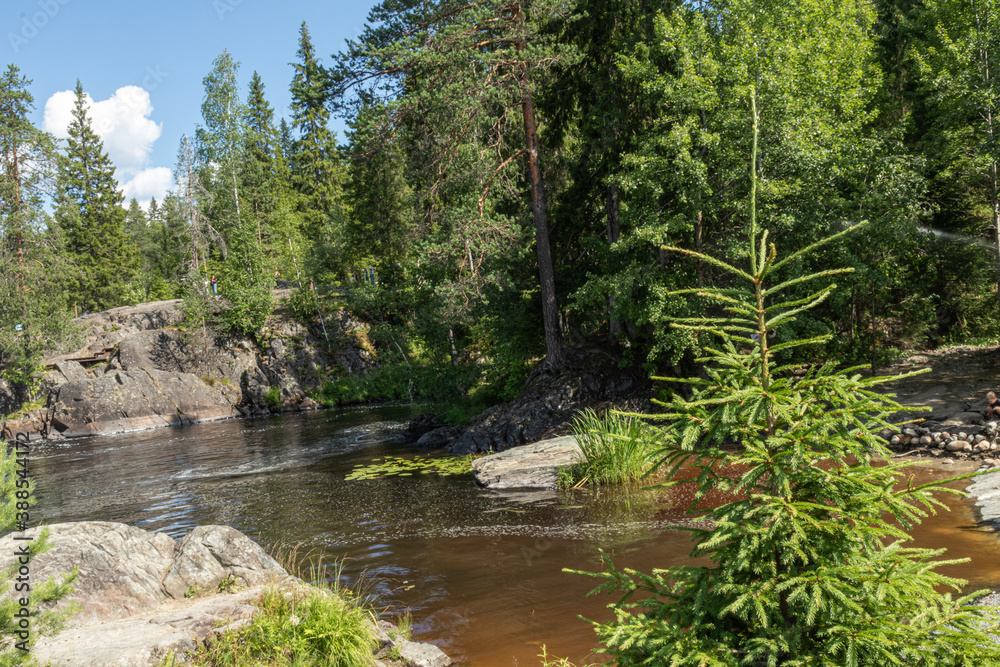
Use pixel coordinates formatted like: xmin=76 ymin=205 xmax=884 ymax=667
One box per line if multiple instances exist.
xmin=3 ymin=0 xmax=377 ymax=206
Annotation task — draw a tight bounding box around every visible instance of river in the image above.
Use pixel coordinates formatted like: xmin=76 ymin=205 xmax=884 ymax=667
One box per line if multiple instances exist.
xmin=27 ymin=406 xmax=1000 ymax=666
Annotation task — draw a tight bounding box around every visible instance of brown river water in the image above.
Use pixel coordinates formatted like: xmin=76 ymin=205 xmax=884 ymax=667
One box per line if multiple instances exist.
xmin=26 ymin=406 xmax=1000 ymax=666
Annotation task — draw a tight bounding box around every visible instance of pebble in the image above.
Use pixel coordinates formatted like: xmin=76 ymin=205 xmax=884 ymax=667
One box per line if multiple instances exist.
xmin=919 ymin=435 xmax=933 ymax=445
xmin=942 ymin=459 xmax=954 ymax=465
xmin=947 ymin=440 xmax=968 ymax=452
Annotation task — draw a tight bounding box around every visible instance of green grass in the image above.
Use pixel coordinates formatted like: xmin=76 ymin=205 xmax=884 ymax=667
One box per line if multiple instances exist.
xmin=559 ymin=409 xmax=657 ymax=488
xmin=186 ymin=586 xmax=377 ymax=667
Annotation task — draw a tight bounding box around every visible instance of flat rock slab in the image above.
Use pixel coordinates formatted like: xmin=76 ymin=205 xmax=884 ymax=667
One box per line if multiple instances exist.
xmin=34 ymin=588 xmax=263 ymax=667
xmin=0 ymin=522 xmax=295 ymax=628
xmin=472 ymin=435 xmax=582 ymax=490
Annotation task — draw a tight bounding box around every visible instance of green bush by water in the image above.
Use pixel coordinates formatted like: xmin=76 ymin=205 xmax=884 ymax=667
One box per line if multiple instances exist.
xmin=559 ymin=409 xmax=656 ymax=488
xmin=570 ymin=94 xmax=1000 ymax=665
xmin=263 ymin=386 xmax=282 ymax=409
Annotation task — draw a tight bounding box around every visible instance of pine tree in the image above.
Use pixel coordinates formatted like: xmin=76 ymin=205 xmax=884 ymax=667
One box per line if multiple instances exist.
xmin=333 ymin=0 xmax=579 ymax=368
xmin=243 ymin=71 xmax=280 ymax=258
xmin=54 ymin=81 xmax=139 ymax=311
xmin=0 ymin=65 xmax=71 ymax=401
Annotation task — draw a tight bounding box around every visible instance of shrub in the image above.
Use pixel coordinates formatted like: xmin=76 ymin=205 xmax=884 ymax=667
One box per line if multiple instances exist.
xmin=571 ymin=96 xmax=1000 ymax=665
xmin=318 ymin=362 xmax=487 ymax=407
xmin=263 ymin=386 xmax=282 ymax=409
xmin=189 ymin=586 xmax=377 ymax=667
xmin=559 ymin=409 xmax=656 ymax=488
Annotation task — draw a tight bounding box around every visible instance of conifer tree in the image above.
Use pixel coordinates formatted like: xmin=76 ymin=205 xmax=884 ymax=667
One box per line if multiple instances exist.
xmin=197 ymin=53 xmax=271 ymax=336
xmin=577 ymin=91 xmax=1000 ymax=667
xmin=54 ymin=81 xmax=139 ymax=311
xmin=333 ymin=0 xmax=579 ymax=368
xmin=0 ymin=65 xmax=71 ymax=400
xmin=290 ymin=22 xmax=346 ymax=241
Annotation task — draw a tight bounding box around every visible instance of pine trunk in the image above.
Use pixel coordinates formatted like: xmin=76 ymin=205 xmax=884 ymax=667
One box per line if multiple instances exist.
xmin=606 ymin=183 xmax=622 ymax=343
xmin=515 ymin=8 xmax=562 ymax=369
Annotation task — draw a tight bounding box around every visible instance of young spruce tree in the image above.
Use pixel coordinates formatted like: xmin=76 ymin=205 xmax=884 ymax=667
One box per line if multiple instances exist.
xmin=576 ymin=91 xmax=1000 ymax=666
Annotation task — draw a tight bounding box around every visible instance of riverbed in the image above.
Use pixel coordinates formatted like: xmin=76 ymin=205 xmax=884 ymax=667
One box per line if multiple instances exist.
xmin=28 ymin=406 xmax=1000 ymax=666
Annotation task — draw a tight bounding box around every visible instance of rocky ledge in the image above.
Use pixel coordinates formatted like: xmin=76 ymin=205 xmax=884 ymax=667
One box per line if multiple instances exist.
xmin=472 ymin=435 xmax=583 ymax=490
xmin=1 ymin=297 xmax=377 ymax=442
xmin=0 ymin=522 xmax=450 ymax=666
xmin=402 ymin=345 xmax=646 ymax=455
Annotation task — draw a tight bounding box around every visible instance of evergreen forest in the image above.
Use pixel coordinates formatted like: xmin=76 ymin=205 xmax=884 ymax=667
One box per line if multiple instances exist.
xmin=4 ymin=0 xmax=1000 ymax=405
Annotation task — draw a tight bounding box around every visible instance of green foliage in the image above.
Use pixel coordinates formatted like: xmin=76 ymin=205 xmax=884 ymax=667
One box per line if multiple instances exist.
xmin=216 ymin=573 xmax=239 ymax=594
xmin=572 ymin=100 xmax=1000 ymax=665
xmin=54 ymin=80 xmax=140 ymax=311
xmin=344 ymin=454 xmax=476 ymax=481
xmin=263 ymin=386 xmax=282 ymax=409
xmin=0 ymin=441 xmax=77 ymax=665
xmin=560 ymin=409 xmax=656 ymax=489
xmin=318 ymin=362 xmax=484 ymax=407
xmin=0 ymin=66 xmax=75 ymax=403
xmin=187 ymin=586 xmax=377 ymax=667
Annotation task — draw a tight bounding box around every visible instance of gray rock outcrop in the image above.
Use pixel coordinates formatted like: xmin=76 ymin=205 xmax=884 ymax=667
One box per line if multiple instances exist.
xmin=1 ymin=297 xmax=378 ymax=441
xmin=445 ymin=347 xmax=646 ymax=454
xmin=0 ymin=523 xmax=295 ymax=628
xmin=472 ymin=436 xmax=583 ymax=490
xmin=967 ymin=471 xmax=1000 ymax=526
xmin=0 ymin=522 xmax=450 ymax=666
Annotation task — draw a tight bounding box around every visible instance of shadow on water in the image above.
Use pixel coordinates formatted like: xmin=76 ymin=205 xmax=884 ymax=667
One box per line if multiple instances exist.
xmin=26 ymin=407 xmax=1000 ymax=666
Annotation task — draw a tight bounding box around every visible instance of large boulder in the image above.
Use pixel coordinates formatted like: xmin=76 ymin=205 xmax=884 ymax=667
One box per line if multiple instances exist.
xmin=0 ymin=522 xmax=295 ymax=628
xmin=472 ymin=436 xmax=583 ymax=490
xmin=0 ymin=522 xmax=298 ymax=666
xmin=46 ymin=369 xmax=239 ymax=438
xmin=0 ymin=522 xmax=452 ymax=667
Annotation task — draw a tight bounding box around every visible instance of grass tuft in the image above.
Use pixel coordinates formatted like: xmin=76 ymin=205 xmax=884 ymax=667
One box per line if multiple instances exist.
xmin=190 ymin=586 xmax=377 ymax=667
xmin=559 ymin=409 xmax=656 ymax=488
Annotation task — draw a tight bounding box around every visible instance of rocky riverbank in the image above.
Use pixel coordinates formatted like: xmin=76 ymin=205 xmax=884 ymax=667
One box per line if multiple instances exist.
xmin=0 ymin=522 xmax=451 ymax=666
xmin=0 ymin=297 xmax=376 ymax=442
xmin=402 ymin=345 xmax=648 ymax=455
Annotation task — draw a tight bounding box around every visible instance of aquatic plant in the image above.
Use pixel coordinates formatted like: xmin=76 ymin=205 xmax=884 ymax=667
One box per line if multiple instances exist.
xmin=345 ymin=454 xmax=476 ymax=481
xmin=560 ymin=409 xmax=657 ymax=488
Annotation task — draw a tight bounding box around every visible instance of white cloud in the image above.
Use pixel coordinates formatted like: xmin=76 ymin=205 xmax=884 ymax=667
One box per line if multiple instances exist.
xmin=122 ymin=168 xmax=173 ymax=208
xmin=43 ymin=86 xmax=166 ymax=200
